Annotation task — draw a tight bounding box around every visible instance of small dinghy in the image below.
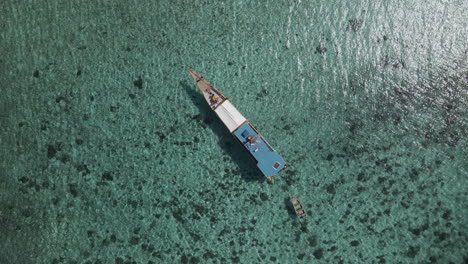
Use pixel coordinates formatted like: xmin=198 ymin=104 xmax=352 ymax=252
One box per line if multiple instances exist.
xmin=292 ymin=197 xmax=306 ymax=218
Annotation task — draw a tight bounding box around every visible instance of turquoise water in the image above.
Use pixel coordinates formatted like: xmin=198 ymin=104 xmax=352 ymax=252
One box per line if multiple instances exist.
xmin=1 ymin=0 xmax=467 ymax=263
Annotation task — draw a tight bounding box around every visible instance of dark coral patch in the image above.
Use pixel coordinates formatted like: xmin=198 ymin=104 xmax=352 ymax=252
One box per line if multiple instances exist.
xmin=313 ymin=248 xmax=323 ymax=259
xmin=76 ymin=164 xmax=90 ymax=176
xmin=47 ymin=145 xmax=57 ymax=159
xmin=19 ymin=177 xmax=29 ymax=183
xmin=256 ymin=89 xmax=269 ymax=100
xmin=326 ymin=184 xmax=336 ymax=194
xmin=259 ymin=193 xmax=269 ymax=201
xmin=297 ymin=254 xmax=305 ymax=260
xmin=134 ymin=77 xmax=143 ymax=89
xmin=102 ymin=172 xmax=113 ymax=181
xmin=347 ymin=18 xmax=364 ymax=32
xmin=155 ymin=132 xmax=166 ymax=142
xmin=69 ymin=184 xmax=79 ymax=197
xmin=406 ymin=246 xmax=419 ymax=258
xmin=316 ymin=43 xmax=327 ymax=54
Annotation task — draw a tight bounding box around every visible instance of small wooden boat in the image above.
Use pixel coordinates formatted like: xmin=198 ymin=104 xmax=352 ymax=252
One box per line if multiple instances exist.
xmin=292 ymin=197 xmax=306 ymax=218
xmin=189 ymin=69 xmax=288 ymax=182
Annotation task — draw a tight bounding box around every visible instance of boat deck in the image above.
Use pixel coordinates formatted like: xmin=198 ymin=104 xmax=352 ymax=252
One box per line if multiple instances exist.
xmin=204 ymin=89 xmax=225 ymax=109
xmin=232 ymin=123 xmax=287 ymax=178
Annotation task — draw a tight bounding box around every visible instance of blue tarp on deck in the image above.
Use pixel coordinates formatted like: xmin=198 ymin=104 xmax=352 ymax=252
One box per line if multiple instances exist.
xmin=232 ymin=123 xmax=287 ymax=178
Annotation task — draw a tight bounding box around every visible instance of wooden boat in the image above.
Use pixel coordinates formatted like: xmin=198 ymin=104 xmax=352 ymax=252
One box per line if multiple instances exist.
xmin=189 ymin=69 xmax=288 ymax=182
xmin=292 ymin=197 xmax=306 ymax=218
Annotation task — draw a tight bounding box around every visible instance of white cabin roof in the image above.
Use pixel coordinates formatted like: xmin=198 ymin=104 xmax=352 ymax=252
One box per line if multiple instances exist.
xmin=214 ymin=100 xmax=247 ymax=132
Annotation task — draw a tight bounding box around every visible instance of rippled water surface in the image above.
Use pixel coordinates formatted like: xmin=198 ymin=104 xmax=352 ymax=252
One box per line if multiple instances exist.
xmin=1 ymin=0 xmax=467 ymax=263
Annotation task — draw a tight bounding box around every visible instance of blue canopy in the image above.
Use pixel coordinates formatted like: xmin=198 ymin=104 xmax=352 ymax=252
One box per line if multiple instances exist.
xmin=233 ymin=123 xmax=287 ymax=178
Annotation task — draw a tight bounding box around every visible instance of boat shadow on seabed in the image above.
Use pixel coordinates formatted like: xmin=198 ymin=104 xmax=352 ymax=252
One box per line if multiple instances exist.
xmin=284 ymin=198 xmax=299 ymax=219
xmin=180 ymin=80 xmax=264 ymax=183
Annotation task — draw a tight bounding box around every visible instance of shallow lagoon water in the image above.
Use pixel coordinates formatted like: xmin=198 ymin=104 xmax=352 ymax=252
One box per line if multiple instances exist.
xmin=1 ymin=0 xmax=467 ymax=263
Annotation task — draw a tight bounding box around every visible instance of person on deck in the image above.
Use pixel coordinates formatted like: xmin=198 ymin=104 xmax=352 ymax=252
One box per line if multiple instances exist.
xmin=210 ymin=94 xmax=219 ymax=104
xmin=246 ymin=136 xmax=259 ymax=146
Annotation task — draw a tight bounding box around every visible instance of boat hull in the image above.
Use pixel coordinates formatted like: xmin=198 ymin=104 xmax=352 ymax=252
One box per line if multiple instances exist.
xmin=292 ymin=197 xmax=306 ymax=218
xmin=190 ymin=69 xmax=288 ymax=181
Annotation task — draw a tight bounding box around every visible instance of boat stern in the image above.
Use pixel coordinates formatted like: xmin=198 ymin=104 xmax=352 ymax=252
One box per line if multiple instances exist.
xmin=232 ymin=122 xmax=288 ymax=181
